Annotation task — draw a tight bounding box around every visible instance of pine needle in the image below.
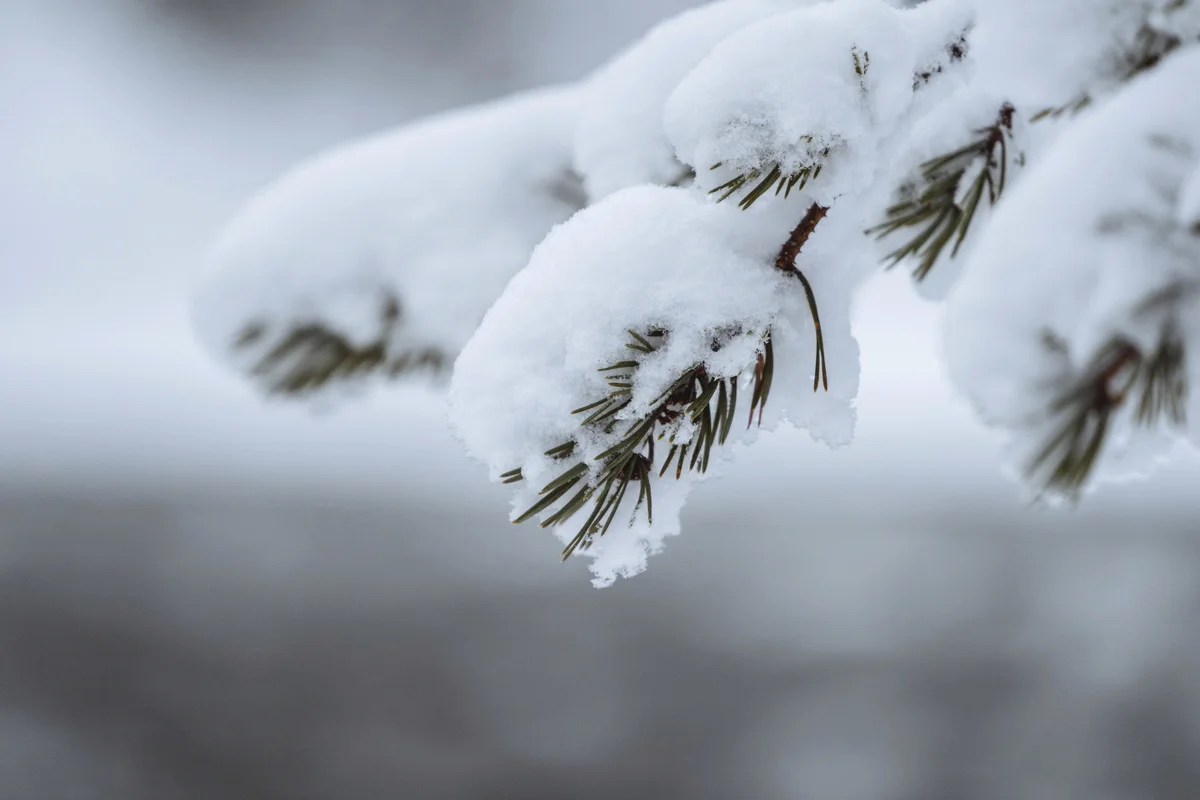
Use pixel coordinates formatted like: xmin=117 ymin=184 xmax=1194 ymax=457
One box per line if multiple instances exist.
xmin=867 ymin=104 xmax=1015 ymax=281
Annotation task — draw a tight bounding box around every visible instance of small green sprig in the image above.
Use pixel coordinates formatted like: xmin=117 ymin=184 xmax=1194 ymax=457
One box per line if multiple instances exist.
xmin=503 ymin=329 xmax=777 ymax=561
xmin=234 ymin=296 xmax=445 ymax=395
xmin=505 ymin=202 xmax=832 ymax=563
xmin=708 ymin=136 xmax=830 ymax=210
xmin=1029 ymin=95 xmax=1092 ymax=123
xmin=704 ymin=44 xmax=868 ymax=211
xmin=868 ymin=104 xmax=1016 ymax=281
xmin=1027 ymin=332 xmax=1187 ymax=497
xmin=852 ymin=45 xmax=870 ymax=94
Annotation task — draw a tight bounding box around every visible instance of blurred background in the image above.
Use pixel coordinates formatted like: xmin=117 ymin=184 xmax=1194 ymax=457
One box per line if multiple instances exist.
xmin=4 ymin=1 xmax=1200 ymax=797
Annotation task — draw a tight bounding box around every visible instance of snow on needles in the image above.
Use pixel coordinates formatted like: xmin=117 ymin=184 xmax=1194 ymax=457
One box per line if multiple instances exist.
xmin=573 ymin=0 xmax=812 ymax=201
xmin=666 ymin=0 xmax=972 ymax=204
xmin=196 ymin=0 xmax=1200 ymax=585
xmin=450 ymin=186 xmax=795 ymax=586
xmin=192 ymin=85 xmax=583 ymax=400
xmin=944 ymin=45 xmax=1200 ymax=498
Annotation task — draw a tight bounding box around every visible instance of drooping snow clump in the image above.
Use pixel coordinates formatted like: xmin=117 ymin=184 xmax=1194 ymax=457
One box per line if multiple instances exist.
xmin=945 ymin=46 xmax=1200 ymax=496
xmin=193 ymin=86 xmax=583 ymax=399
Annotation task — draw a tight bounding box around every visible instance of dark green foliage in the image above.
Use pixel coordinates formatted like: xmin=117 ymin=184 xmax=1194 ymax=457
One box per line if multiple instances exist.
xmin=707 ymin=159 xmax=826 ymax=209
xmin=1029 ymin=95 xmax=1092 ymax=123
xmin=851 ymin=45 xmax=870 ymax=79
xmin=704 ymin=45 xmax=879 ymax=210
xmin=1027 ymin=332 xmax=1187 ymax=497
xmin=233 ymin=295 xmax=445 ymax=396
xmin=504 ymin=329 xmax=776 ymax=561
xmin=851 ymin=45 xmax=870 ymax=95
xmin=868 ymin=104 xmax=1015 ymax=281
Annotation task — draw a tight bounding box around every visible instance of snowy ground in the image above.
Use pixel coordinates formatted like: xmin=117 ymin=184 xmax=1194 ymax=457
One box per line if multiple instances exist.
xmin=4 ymin=2 xmax=1200 ymax=798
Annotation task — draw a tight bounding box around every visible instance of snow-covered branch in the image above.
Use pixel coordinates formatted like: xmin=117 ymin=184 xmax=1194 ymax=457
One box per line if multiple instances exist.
xmin=192 ymin=86 xmax=583 ymax=400
xmin=195 ymin=0 xmax=1200 ymax=585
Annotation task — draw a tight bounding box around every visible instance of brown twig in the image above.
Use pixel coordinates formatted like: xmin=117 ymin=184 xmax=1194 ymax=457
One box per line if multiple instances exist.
xmin=775 ymin=203 xmax=830 ymax=391
xmin=1092 ymin=342 xmax=1140 ymax=408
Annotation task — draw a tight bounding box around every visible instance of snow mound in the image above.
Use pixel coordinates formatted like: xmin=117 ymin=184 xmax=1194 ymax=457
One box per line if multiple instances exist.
xmin=969 ymin=0 xmax=1184 ymax=111
xmin=666 ymin=0 xmax=971 ymax=205
xmin=192 ymin=85 xmax=584 ymax=400
xmin=944 ymin=45 xmax=1200 ymax=498
xmin=573 ymin=0 xmax=810 ymax=201
xmin=450 ymin=186 xmax=802 ymax=586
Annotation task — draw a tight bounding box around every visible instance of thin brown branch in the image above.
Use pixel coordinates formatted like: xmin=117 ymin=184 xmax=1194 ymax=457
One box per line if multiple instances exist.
xmin=775 ymin=203 xmax=828 ymax=273
xmin=775 ymin=203 xmax=830 ymax=391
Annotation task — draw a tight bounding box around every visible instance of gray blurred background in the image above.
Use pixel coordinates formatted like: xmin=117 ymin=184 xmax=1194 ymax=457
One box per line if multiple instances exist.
xmin=4 ymin=1 xmax=1200 ymax=797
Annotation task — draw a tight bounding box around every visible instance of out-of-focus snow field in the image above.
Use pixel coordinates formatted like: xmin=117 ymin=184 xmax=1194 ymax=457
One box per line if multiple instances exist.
xmin=4 ymin=2 xmax=1200 ymax=798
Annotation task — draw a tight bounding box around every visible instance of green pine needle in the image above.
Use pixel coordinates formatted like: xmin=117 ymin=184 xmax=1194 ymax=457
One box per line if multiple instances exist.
xmin=506 ymin=329 xmax=774 ymax=560
xmin=1027 ymin=333 xmax=1188 ymax=498
xmin=234 ymin=296 xmax=445 ymax=396
xmin=867 ymin=104 xmax=1015 ymax=281
xmin=708 ymin=137 xmax=830 ymax=209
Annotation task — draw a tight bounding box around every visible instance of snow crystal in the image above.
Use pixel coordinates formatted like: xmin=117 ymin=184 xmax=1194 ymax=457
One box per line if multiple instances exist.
xmin=192 ymin=85 xmax=583 ymax=400
xmin=573 ymin=0 xmax=807 ymax=201
xmin=944 ymin=46 xmax=1200 ymax=496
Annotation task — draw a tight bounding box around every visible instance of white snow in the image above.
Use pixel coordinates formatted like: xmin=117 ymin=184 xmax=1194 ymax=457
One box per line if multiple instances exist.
xmin=944 ymin=45 xmax=1200 ymax=496
xmin=573 ymin=0 xmax=809 ymax=200
xmin=163 ymin=0 xmax=1200 ymax=584
xmin=968 ymin=0 xmax=1174 ymax=110
xmin=666 ymin=0 xmax=971 ymax=205
xmin=192 ymin=85 xmax=584 ymax=399
xmin=450 ymin=185 xmax=796 ymax=585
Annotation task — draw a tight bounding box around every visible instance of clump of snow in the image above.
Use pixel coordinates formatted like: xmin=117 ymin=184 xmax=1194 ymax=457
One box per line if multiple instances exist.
xmin=666 ymin=0 xmax=972 ymax=205
xmin=944 ymin=46 xmax=1200 ymax=496
xmin=968 ymin=0 xmax=1178 ymax=111
xmin=1151 ymin=0 xmax=1200 ymax=42
xmin=449 ymin=185 xmax=862 ymax=586
xmin=192 ymin=85 xmax=584 ymax=399
xmin=573 ymin=0 xmax=809 ymax=200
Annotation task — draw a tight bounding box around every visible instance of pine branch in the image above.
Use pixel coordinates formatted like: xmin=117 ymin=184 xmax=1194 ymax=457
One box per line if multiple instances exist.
xmin=708 ymin=153 xmax=827 ymax=209
xmin=1027 ymin=331 xmax=1187 ymax=497
xmin=709 ymin=38 xmax=970 ymax=211
xmin=504 ymin=204 xmax=831 ymax=560
xmin=504 ymin=329 xmax=770 ymax=561
xmin=234 ymin=295 xmax=446 ymax=395
xmin=1029 ymin=95 xmax=1093 ymax=123
xmin=914 ymin=37 xmax=968 ymax=90
xmin=867 ymin=104 xmax=1015 ymax=281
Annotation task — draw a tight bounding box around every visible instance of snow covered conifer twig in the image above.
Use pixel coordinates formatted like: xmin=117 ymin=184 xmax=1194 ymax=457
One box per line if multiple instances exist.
xmin=198 ymin=0 xmax=1200 ymax=585
xmin=946 ymin=41 xmax=1200 ymax=502
xmin=502 ymin=200 xmax=831 ymax=561
xmin=192 ymin=85 xmax=583 ymax=402
xmin=868 ymin=104 xmax=1016 ymax=281
xmin=1026 ymin=332 xmax=1188 ymax=498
